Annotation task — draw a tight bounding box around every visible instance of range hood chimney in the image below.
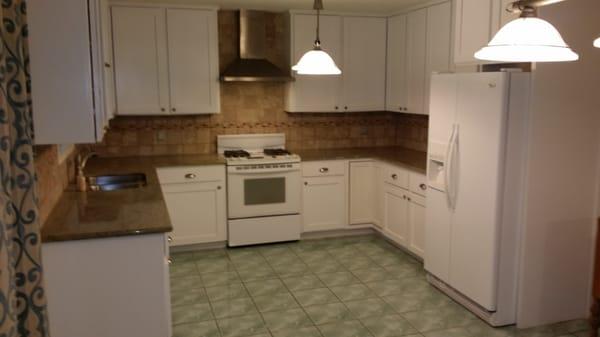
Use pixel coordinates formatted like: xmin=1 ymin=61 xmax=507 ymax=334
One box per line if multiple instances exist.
xmin=220 ymin=10 xmax=293 ymax=82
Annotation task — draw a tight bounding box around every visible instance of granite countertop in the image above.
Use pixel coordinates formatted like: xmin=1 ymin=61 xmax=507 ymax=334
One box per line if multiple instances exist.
xmin=297 ymin=147 xmax=427 ymax=173
xmin=41 ymin=154 xmax=225 ymax=243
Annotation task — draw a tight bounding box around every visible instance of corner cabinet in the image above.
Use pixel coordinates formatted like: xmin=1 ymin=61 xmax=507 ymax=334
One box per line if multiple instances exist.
xmin=453 ymin=0 xmax=519 ymax=65
xmin=286 ymin=13 xmax=386 ymax=113
xmin=386 ymin=1 xmax=452 ymax=115
xmin=111 ymin=5 xmax=220 ymax=115
xmin=157 ymin=165 xmax=227 ymax=246
xmin=29 ymin=0 xmax=113 ymax=144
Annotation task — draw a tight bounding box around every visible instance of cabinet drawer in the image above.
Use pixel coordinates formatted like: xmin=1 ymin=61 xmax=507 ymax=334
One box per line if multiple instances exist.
xmin=157 ymin=165 xmax=225 ymax=185
xmin=383 ymin=165 xmax=409 ymax=189
xmin=302 ymin=161 xmax=347 ymax=177
xmin=409 ymin=172 xmax=428 ymax=196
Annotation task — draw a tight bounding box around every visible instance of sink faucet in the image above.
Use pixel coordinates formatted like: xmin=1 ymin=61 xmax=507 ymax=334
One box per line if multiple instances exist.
xmin=76 ymin=151 xmax=97 ymax=192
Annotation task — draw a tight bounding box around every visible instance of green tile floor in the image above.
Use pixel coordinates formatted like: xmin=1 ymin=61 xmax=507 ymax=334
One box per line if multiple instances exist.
xmin=169 ymin=235 xmax=589 ymax=337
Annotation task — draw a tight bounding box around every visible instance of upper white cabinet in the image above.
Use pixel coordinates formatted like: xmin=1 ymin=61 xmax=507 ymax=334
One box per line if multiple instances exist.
xmin=112 ymin=5 xmax=219 ymax=115
xmin=29 ymin=0 xmax=112 ymax=144
xmin=286 ymin=14 xmax=343 ymax=112
xmin=286 ymin=14 xmax=386 ymax=113
xmin=386 ymin=15 xmax=408 ymax=113
xmin=386 ymin=1 xmax=452 ymax=115
xmin=424 ymin=1 xmax=453 ymax=113
xmin=405 ymin=8 xmax=428 ymax=115
xmin=453 ymin=0 xmax=519 ymax=65
xmin=341 ymin=17 xmax=387 ymax=112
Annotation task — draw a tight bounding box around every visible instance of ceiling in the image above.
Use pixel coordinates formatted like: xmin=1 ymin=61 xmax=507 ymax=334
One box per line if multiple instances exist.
xmin=121 ymin=0 xmax=432 ymax=14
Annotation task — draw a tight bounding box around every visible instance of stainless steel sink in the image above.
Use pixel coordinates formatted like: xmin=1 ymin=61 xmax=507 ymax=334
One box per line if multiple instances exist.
xmin=86 ymin=173 xmax=147 ymax=192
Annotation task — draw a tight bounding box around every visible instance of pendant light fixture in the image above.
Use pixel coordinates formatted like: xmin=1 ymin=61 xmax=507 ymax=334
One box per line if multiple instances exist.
xmin=594 ymin=37 xmax=600 ymax=48
xmin=292 ymin=0 xmax=342 ymax=75
xmin=475 ymin=0 xmax=578 ymax=62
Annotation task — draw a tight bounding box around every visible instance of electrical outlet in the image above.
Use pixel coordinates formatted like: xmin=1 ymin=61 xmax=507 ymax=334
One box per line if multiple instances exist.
xmin=155 ymin=130 xmax=167 ymax=144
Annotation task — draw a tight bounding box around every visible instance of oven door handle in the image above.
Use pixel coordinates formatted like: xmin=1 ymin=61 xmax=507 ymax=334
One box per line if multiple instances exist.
xmin=228 ymin=168 xmax=300 ymax=175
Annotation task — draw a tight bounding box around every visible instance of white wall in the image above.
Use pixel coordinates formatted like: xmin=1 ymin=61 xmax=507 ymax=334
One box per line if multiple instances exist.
xmin=517 ymin=0 xmax=600 ymax=328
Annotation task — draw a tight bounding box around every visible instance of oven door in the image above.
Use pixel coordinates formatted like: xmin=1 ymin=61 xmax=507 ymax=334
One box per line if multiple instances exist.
xmin=227 ymin=163 xmax=301 ymax=219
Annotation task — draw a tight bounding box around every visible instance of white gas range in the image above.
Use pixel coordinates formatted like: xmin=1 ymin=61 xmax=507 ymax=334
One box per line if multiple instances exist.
xmin=217 ymin=134 xmax=302 ymax=247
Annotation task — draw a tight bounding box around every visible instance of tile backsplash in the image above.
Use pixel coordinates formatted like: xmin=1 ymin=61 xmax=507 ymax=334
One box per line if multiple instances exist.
xmin=89 ymin=10 xmax=429 ymax=157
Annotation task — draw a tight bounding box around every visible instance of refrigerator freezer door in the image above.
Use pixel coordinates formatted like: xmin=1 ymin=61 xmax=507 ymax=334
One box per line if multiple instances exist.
xmin=427 ymin=74 xmax=458 ymax=192
xmin=424 ymin=188 xmax=453 ymax=283
xmin=448 ymin=73 xmax=509 ymax=311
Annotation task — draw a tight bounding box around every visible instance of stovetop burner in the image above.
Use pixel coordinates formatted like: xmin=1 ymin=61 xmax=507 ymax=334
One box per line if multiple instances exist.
xmin=264 ymin=148 xmax=291 ymax=156
xmin=224 ymin=150 xmax=250 ymax=158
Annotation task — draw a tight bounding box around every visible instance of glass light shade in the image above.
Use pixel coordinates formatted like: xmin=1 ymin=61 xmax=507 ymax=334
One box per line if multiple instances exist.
xmin=475 ymin=17 xmax=579 ymax=62
xmin=292 ymin=48 xmax=341 ymax=75
xmin=594 ymin=37 xmax=600 ymax=48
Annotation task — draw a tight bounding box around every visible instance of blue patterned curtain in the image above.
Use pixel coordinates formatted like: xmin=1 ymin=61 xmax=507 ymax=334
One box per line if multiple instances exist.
xmin=0 ymin=1 xmax=49 ymax=337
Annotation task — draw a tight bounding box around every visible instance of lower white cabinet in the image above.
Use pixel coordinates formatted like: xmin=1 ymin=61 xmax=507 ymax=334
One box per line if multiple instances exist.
xmin=349 ymin=161 xmax=375 ymax=225
xmin=383 ymin=183 xmax=410 ymax=246
xmin=302 ymin=161 xmax=348 ymax=232
xmin=408 ymin=194 xmax=426 ymax=257
xmin=43 ymin=234 xmax=171 ymax=337
xmin=157 ymin=165 xmax=227 ymax=246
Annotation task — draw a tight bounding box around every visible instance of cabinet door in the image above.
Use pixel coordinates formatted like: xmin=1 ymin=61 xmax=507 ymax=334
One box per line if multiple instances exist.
xmin=453 ymin=0 xmax=493 ymax=65
xmin=373 ymin=163 xmax=385 ymax=229
xmin=342 ymin=17 xmax=387 ymax=112
xmin=303 ymin=176 xmax=348 ymax=232
xmin=406 ymin=9 xmax=428 ymax=115
xmin=112 ymin=6 xmax=170 ymax=115
xmin=286 ymin=14 xmax=343 ymax=112
xmin=386 ymin=15 xmax=408 ymax=113
xmin=349 ymin=162 xmax=375 ymax=225
xmin=29 ymin=0 xmax=97 ymax=144
xmin=383 ymin=184 xmax=409 ymax=246
xmin=425 ymin=2 xmax=452 ymax=115
xmin=167 ymin=9 xmax=220 ymax=114
xmin=99 ymin=0 xmax=116 ymax=125
xmin=408 ymin=195 xmax=426 ymax=258
xmin=490 ymin=0 xmax=520 ymax=38
xmin=162 ymin=181 xmax=227 ymax=245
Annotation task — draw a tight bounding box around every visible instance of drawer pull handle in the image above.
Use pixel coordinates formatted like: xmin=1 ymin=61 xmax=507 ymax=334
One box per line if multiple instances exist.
xmin=391 ymin=174 xmax=398 ymax=180
xmin=185 ymin=173 xmax=197 ymax=179
xmin=419 ymin=183 xmax=427 ymax=191
xmin=319 ymin=168 xmax=329 ymax=173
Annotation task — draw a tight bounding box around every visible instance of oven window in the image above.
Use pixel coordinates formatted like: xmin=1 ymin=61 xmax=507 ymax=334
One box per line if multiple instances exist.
xmin=244 ymin=178 xmax=286 ymax=205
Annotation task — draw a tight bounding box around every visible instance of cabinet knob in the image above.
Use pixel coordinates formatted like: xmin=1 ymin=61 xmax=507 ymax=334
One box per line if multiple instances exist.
xmin=407 ymin=197 xmax=412 ymax=201
xmin=161 ymin=108 xmax=166 ymax=112
xmin=185 ymin=173 xmax=197 ymax=179
xmin=217 ymin=186 xmax=222 ymax=190
xmin=167 ymin=258 xmax=173 ymax=265
xmin=335 ymin=106 xmax=339 ymax=110
xmin=167 ymin=236 xmax=173 ymax=243
xmin=344 ymin=106 xmax=348 ymax=110
xmin=419 ymin=183 xmax=427 ymax=191
xmin=319 ymin=167 xmax=329 ymax=173
xmin=391 ymin=174 xmax=398 ymax=180
xmin=172 ymin=108 xmax=177 ymax=112
xmin=304 ymin=182 xmax=308 ymax=186
xmin=104 ymin=62 xmax=111 ymax=68
xmin=402 ymin=195 xmax=407 ymax=200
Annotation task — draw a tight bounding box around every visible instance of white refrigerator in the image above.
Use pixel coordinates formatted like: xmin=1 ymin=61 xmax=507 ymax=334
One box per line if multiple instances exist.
xmin=425 ymin=72 xmax=531 ymax=326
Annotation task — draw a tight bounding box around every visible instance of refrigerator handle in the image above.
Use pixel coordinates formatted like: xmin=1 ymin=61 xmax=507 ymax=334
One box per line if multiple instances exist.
xmin=444 ymin=124 xmax=457 ymax=209
xmin=449 ymin=125 xmax=460 ymax=210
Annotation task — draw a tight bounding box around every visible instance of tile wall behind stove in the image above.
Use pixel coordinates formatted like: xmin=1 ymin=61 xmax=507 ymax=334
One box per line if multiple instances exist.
xmin=88 ymin=10 xmax=429 ymax=157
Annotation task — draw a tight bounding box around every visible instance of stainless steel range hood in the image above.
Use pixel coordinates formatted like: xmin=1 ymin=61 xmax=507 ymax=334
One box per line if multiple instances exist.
xmin=220 ymin=10 xmax=293 ymax=82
